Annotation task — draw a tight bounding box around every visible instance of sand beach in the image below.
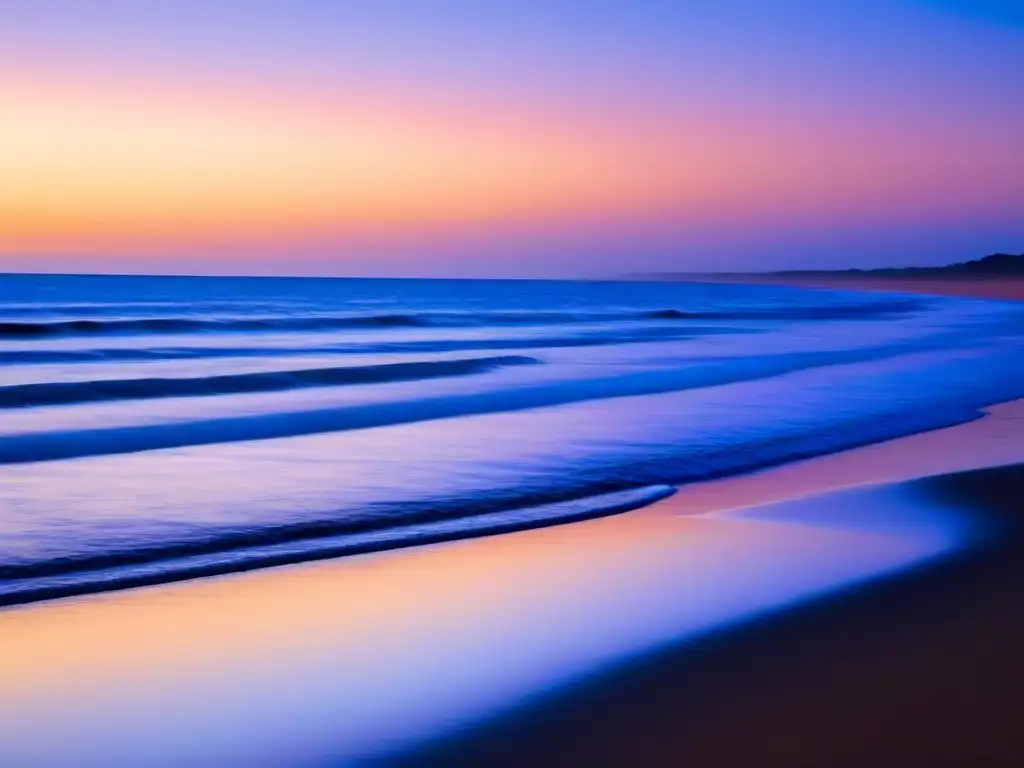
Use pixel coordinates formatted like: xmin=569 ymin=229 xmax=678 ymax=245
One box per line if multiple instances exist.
xmin=1 ymin=397 xmax=1022 ymax=765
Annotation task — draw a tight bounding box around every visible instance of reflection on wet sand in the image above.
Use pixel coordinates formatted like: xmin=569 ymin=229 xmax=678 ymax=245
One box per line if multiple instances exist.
xmin=0 ymin=477 xmax=971 ymax=767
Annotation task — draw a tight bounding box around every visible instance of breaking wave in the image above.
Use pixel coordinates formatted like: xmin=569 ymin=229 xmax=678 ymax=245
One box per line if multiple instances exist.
xmin=0 ymin=300 xmax=922 ymax=338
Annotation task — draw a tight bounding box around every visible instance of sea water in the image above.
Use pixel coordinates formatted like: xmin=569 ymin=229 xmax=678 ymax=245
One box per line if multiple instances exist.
xmin=2 ymin=272 xmax=1023 ymax=604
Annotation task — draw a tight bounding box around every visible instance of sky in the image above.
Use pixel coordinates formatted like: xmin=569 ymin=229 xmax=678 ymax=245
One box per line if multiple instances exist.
xmin=1 ymin=0 xmax=1022 ymax=277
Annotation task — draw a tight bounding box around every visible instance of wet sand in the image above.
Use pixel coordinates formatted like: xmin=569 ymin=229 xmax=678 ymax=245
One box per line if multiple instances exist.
xmin=411 ymin=469 xmax=1024 ymax=767
xmin=408 ymin=402 xmax=1024 ymax=767
xmin=1 ymin=403 xmax=1022 ymax=765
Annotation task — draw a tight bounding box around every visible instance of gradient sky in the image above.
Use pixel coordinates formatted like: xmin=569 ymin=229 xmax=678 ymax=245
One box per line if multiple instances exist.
xmin=1 ymin=0 xmax=1022 ymax=277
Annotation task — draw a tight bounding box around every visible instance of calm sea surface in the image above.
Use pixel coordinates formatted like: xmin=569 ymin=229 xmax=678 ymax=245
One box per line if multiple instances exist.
xmin=2 ymin=273 xmax=1023 ymax=604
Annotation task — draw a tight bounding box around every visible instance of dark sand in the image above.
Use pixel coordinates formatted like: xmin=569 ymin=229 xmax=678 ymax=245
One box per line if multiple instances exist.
xmin=404 ymin=466 xmax=1024 ymax=768
xmin=398 ymin=404 xmax=1024 ymax=768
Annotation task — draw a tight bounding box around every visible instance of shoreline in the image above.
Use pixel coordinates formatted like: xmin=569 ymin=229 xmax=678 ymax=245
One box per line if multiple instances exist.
xmin=2 ymin=399 xmax=1023 ymax=764
xmin=414 ymin=472 xmax=1024 ymax=768
xmin=408 ymin=402 xmax=1024 ymax=766
xmin=665 ymin=398 xmax=1024 ymax=517
xmin=4 ymin=396 xmax=1019 ymax=611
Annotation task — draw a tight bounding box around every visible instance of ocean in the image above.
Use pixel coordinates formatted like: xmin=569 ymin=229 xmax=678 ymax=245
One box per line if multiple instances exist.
xmin=2 ymin=272 xmax=1023 ymax=606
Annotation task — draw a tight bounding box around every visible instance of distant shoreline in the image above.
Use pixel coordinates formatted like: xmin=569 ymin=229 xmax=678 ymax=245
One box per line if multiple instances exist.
xmin=677 ymin=273 xmax=1024 ymax=302
xmin=625 ymin=252 xmax=1024 ymax=301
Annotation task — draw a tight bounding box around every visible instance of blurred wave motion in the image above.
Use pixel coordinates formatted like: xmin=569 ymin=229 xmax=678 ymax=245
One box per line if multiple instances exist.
xmin=1 ymin=273 xmax=1022 ymax=605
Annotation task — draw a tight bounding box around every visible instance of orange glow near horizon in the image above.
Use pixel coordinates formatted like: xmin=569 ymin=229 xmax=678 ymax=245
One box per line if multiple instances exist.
xmin=2 ymin=73 xmax=1021 ymax=264
xmin=0 ymin=77 xmax=696 ymax=254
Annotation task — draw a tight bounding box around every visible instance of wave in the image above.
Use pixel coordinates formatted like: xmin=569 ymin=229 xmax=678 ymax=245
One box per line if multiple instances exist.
xmin=0 ymin=486 xmax=675 ymax=607
xmin=0 ymin=300 xmax=922 ymax=338
xmin=0 ymin=325 xmax=746 ymax=365
xmin=0 ymin=301 xmax=297 ymax=316
xmin=0 ymin=341 xmax=949 ymax=465
xmin=4 ymin=337 xmax=1022 ymax=607
xmin=0 ymin=355 xmax=539 ymax=409
xmin=644 ymin=300 xmax=924 ymax=320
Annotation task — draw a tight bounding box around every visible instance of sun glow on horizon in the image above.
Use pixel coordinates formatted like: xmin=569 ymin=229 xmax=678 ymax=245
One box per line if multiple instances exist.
xmin=2 ymin=76 xmax=714 ymax=256
xmin=1 ymin=14 xmax=1021 ymax=277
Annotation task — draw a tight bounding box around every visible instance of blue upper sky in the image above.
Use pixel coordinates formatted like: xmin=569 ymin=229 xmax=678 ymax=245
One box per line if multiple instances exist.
xmin=0 ymin=0 xmax=1021 ymax=276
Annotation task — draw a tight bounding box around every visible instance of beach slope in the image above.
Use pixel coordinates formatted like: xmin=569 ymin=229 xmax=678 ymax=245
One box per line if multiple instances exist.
xmin=1 ymin=403 xmax=1023 ymax=765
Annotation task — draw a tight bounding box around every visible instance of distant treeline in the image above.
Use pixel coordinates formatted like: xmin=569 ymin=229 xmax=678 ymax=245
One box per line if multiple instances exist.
xmin=630 ymin=252 xmax=1024 ymax=280
xmin=781 ymin=252 xmax=1024 ymax=277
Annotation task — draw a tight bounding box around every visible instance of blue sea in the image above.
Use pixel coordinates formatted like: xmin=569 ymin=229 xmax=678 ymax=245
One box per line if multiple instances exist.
xmin=2 ymin=272 xmax=1023 ymax=606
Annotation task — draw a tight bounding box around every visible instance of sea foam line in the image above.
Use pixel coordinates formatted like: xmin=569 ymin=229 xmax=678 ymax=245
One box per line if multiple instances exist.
xmin=0 ymin=485 xmax=675 ymax=608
